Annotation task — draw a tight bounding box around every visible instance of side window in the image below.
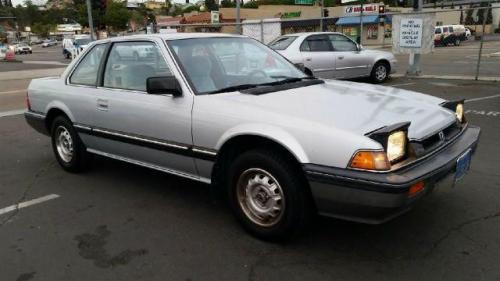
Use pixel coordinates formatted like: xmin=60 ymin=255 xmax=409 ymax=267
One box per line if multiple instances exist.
xmin=329 ymin=34 xmax=357 ymax=52
xmin=69 ymin=44 xmax=106 ymax=86
xmin=103 ymin=41 xmax=171 ymax=92
xmin=300 ymin=35 xmax=331 ymax=52
xmin=449 ymin=26 xmax=454 ymax=32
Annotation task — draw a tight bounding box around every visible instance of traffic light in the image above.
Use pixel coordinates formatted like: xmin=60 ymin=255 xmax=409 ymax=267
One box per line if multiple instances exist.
xmin=397 ymin=0 xmax=405 ymax=7
xmin=323 ymin=9 xmax=329 ymax=17
xmin=378 ymin=5 xmax=385 ymax=14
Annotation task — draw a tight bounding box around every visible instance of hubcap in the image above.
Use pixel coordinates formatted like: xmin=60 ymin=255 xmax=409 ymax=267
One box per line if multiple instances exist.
xmin=55 ymin=126 xmax=73 ymax=163
xmin=375 ymin=65 xmax=387 ymax=81
xmin=236 ymin=168 xmax=285 ymax=227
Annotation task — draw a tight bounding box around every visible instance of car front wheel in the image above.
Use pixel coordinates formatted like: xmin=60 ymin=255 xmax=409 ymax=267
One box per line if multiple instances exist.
xmin=51 ymin=116 xmax=91 ymax=172
xmin=371 ymin=61 xmax=389 ymax=83
xmin=227 ymin=149 xmax=313 ymax=241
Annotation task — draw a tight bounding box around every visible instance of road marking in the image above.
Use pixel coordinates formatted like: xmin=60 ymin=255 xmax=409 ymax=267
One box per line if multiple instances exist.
xmin=388 ymin=82 xmax=415 ymax=87
xmin=466 ymin=94 xmax=500 ymax=103
xmin=0 ymin=194 xmax=60 ymax=216
xmin=0 ymin=89 xmax=26 ymax=95
xmin=465 ymin=110 xmax=500 ymax=117
xmin=0 ymin=109 xmax=25 ymax=118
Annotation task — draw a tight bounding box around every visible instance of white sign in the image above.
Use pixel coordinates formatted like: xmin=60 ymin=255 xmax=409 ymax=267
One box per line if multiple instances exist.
xmin=211 ymin=11 xmax=220 ymax=24
xmin=344 ymin=4 xmax=379 ymax=15
xmin=341 ymin=0 xmax=358 ymax=3
xmin=399 ymin=18 xmax=423 ymax=48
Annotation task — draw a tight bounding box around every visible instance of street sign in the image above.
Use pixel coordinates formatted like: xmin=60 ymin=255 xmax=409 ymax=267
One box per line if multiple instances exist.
xmin=211 ymin=11 xmax=220 ymax=23
xmin=399 ymin=18 xmax=423 ymax=48
xmin=295 ymin=0 xmax=313 ymax=5
xmin=341 ymin=0 xmax=358 ymax=3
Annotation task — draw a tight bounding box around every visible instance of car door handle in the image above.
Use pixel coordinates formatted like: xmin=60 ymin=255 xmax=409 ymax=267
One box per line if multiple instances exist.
xmin=338 ymin=56 xmax=344 ymax=60
xmin=305 ymin=57 xmax=312 ymax=62
xmin=97 ymin=99 xmax=108 ymax=111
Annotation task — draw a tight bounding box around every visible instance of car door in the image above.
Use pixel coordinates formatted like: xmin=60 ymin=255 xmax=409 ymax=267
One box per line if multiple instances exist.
xmin=328 ymin=34 xmax=371 ymax=79
xmin=299 ymin=35 xmax=335 ymax=79
xmin=91 ymin=40 xmax=197 ymax=178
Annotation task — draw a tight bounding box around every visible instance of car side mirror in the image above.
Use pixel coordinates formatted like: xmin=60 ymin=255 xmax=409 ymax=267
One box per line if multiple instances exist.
xmin=146 ymin=76 xmax=182 ymax=97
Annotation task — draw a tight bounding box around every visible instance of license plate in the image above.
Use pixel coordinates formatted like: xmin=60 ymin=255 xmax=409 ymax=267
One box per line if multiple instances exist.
xmin=455 ymin=149 xmax=472 ymax=182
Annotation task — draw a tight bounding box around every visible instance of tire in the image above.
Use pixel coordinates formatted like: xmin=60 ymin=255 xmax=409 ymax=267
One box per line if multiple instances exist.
xmin=227 ymin=149 xmax=313 ymax=241
xmin=50 ymin=116 xmax=91 ymax=173
xmin=454 ymin=38 xmax=461 ymax=46
xmin=370 ymin=61 xmax=389 ymax=84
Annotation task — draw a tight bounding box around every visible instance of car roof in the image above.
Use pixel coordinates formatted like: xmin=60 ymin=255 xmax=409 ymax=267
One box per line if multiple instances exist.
xmin=93 ymin=33 xmax=246 ymax=44
xmin=279 ymin=32 xmax=344 ymax=37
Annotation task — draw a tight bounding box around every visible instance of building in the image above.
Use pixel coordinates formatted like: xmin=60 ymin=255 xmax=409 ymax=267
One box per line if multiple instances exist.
xmin=144 ymin=0 xmax=165 ymax=10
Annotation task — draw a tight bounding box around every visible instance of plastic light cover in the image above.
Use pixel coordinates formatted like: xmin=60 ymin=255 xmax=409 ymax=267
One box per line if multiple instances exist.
xmin=456 ymin=103 xmax=464 ymax=123
xmin=387 ymin=131 xmax=406 ymax=162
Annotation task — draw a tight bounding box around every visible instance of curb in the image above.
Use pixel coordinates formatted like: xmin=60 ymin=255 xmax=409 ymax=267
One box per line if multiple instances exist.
xmin=392 ymin=74 xmax=500 ymax=82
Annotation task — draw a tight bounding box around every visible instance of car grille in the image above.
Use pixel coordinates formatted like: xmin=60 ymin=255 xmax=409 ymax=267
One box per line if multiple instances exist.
xmin=410 ymin=121 xmax=463 ymax=158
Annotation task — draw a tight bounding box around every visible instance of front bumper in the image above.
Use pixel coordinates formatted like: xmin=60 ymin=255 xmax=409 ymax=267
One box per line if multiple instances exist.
xmin=304 ymin=125 xmax=480 ymax=224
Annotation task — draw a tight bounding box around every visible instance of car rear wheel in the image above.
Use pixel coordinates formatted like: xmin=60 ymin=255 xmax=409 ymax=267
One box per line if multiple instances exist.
xmin=51 ymin=116 xmax=91 ymax=172
xmin=371 ymin=61 xmax=389 ymax=83
xmin=227 ymin=149 xmax=313 ymax=241
xmin=454 ymin=38 xmax=461 ymax=46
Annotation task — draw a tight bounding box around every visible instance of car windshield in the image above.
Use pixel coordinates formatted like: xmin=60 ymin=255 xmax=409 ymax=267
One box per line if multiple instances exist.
xmin=75 ymin=38 xmax=91 ymax=45
xmin=268 ymin=36 xmax=297 ymax=50
xmin=435 ymin=28 xmax=442 ymax=34
xmin=19 ymin=43 xmax=28 ymax=46
xmin=167 ymin=37 xmax=307 ymax=94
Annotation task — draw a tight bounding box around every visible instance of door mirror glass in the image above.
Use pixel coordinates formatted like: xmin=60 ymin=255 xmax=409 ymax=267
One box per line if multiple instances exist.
xmin=146 ymin=76 xmax=182 ymax=97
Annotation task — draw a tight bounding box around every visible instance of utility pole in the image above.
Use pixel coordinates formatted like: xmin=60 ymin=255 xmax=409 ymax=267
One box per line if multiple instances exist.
xmin=236 ymin=0 xmax=241 ymax=34
xmin=86 ymin=0 xmax=95 ymax=41
xmin=359 ymin=1 xmax=364 ymax=44
xmin=320 ymin=0 xmax=324 ymax=31
xmin=475 ymin=0 xmax=491 ymax=80
xmin=407 ymin=0 xmax=423 ymax=75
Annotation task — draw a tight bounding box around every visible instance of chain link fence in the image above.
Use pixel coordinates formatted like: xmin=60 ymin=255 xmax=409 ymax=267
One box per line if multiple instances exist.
xmin=152 ymin=6 xmax=500 ymax=81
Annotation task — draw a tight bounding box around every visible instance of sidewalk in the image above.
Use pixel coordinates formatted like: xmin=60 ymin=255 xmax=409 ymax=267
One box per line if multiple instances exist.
xmin=0 ymin=67 xmax=66 ymax=81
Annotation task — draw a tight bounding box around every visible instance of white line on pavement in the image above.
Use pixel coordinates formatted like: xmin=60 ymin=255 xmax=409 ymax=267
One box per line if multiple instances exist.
xmin=388 ymin=82 xmax=415 ymax=87
xmin=0 ymin=194 xmax=60 ymax=216
xmin=466 ymin=94 xmax=500 ymax=103
xmin=0 ymin=89 xmax=26 ymax=95
xmin=0 ymin=109 xmax=25 ymax=118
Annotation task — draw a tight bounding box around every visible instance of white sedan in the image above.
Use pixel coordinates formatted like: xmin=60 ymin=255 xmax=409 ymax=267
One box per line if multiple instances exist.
xmin=269 ymin=32 xmax=397 ymax=83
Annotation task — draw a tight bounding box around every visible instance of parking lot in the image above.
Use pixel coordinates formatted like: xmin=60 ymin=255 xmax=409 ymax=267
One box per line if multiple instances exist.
xmin=1 ymin=44 xmax=500 ymax=281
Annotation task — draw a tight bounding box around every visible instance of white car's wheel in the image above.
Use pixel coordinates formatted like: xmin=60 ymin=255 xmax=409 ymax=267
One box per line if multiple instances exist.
xmin=51 ymin=116 xmax=92 ymax=172
xmin=371 ymin=62 xmax=389 ymax=84
xmin=228 ymin=149 xmax=313 ymax=241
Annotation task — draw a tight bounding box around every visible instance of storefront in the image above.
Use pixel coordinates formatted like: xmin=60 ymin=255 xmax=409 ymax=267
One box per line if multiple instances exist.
xmin=335 ymin=4 xmax=392 ymax=45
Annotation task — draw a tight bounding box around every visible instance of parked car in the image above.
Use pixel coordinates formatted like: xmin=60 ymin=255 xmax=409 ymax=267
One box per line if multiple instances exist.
xmin=24 ymin=34 xmax=480 ymax=240
xmin=269 ymin=32 xmax=397 ymax=83
xmin=42 ymin=39 xmax=57 ymax=48
xmin=15 ymin=42 xmax=32 ymax=54
xmin=434 ymin=25 xmax=466 ymax=46
xmin=465 ymin=27 xmax=472 ymax=38
xmin=0 ymin=46 xmax=7 ymax=60
xmin=30 ymin=38 xmax=43 ymax=45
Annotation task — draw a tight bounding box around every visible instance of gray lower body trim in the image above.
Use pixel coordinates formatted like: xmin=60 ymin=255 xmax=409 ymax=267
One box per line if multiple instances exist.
xmin=87 ymin=148 xmax=211 ymax=184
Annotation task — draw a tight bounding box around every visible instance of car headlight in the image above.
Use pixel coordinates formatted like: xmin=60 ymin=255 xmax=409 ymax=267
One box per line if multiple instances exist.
xmin=441 ymin=100 xmax=465 ymax=123
xmin=387 ymin=131 xmax=407 ymax=163
xmin=455 ymin=103 xmax=464 ymax=123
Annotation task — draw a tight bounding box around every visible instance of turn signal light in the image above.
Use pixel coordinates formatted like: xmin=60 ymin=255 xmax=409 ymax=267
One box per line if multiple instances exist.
xmin=408 ymin=181 xmax=425 ymax=197
xmin=349 ymin=151 xmax=390 ymax=171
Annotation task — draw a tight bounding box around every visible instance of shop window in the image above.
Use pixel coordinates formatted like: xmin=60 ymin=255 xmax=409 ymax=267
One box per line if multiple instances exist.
xmin=367 ymin=25 xmax=378 ymax=40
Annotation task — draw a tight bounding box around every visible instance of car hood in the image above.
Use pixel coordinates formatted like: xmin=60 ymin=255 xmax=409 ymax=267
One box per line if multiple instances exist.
xmin=215 ymin=79 xmax=456 ymax=140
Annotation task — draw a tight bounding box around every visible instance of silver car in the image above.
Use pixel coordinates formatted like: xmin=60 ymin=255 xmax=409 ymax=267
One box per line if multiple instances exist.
xmin=25 ymin=33 xmax=479 ymax=240
xmin=269 ymin=32 xmax=397 ymax=83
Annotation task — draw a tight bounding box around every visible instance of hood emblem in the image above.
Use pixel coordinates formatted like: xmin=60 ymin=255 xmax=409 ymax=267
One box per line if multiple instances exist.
xmin=438 ymin=131 xmax=445 ymax=142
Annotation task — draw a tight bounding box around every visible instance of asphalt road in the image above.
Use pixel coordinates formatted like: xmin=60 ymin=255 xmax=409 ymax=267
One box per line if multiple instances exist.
xmin=0 ymin=44 xmax=69 ymax=72
xmin=0 ymin=77 xmax=499 ymax=281
xmin=392 ymin=40 xmax=500 ymax=78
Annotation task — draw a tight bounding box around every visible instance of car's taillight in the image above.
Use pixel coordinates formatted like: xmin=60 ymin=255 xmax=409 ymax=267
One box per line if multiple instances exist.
xmin=26 ymin=92 xmax=31 ymax=111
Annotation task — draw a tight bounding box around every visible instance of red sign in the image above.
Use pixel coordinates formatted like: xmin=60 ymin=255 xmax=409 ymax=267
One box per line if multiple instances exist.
xmin=5 ymin=50 xmax=15 ymax=61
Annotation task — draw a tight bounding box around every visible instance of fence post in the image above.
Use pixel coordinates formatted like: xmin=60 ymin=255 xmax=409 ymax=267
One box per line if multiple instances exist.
xmin=475 ymin=2 xmax=490 ymax=81
xmin=260 ymin=20 xmax=264 ymax=43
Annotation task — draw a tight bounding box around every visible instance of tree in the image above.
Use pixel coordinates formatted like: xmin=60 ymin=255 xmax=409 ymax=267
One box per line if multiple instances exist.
xmin=204 ymin=0 xmax=218 ymax=11
xmin=220 ymin=0 xmax=235 ymax=8
xmin=104 ymin=0 xmax=130 ymax=31
xmin=464 ymin=7 xmax=474 ymax=25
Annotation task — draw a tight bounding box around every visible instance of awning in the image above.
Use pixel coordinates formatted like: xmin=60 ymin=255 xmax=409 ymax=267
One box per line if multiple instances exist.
xmin=336 ymin=15 xmax=380 ymax=25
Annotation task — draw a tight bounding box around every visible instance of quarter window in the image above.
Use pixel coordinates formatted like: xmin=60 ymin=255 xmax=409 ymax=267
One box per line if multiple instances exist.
xmin=103 ymin=41 xmax=171 ymax=92
xmin=69 ymin=44 xmax=106 ymax=86
xmin=328 ymin=34 xmax=357 ymax=51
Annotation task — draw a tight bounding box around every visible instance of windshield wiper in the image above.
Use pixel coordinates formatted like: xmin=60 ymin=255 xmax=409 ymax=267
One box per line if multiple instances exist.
xmin=205 ymin=84 xmax=260 ymax=95
xmin=264 ymin=76 xmax=317 ymax=86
